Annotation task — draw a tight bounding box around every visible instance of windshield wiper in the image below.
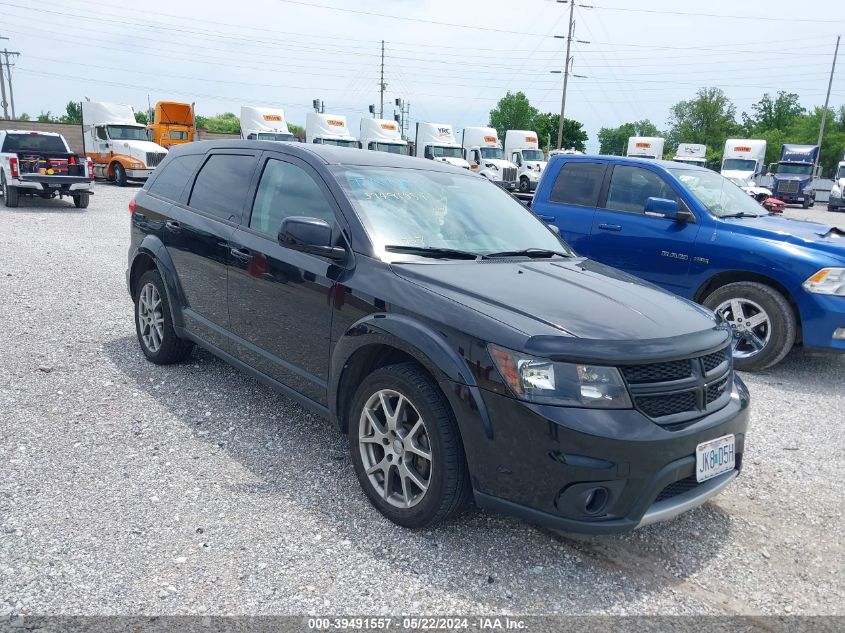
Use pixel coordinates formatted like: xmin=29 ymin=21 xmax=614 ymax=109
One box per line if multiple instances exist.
xmin=484 ymin=248 xmax=572 ymax=259
xmin=719 ymin=212 xmax=766 ymax=219
xmin=383 ymin=245 xmax=483 ymax=260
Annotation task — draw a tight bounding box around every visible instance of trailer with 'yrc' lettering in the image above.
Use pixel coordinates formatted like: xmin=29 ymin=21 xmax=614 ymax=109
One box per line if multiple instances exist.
xmin=414 ymin=122 xmax=470 ymax=169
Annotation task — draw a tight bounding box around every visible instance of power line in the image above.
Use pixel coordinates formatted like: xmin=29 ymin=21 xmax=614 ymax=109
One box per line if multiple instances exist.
xmin=588 ymin=3 xmax=845 ymax=24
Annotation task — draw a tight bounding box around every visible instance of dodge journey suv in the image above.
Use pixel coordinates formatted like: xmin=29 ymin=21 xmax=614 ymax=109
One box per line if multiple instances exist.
xmin=126 ymin=141 xmax=749 ymax=533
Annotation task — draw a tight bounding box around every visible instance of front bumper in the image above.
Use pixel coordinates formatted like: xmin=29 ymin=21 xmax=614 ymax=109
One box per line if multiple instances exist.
xmin=829 ymin=191 xmax=843 ymax=207
xmin=799 ymin=293 xmax=845 ymax=352
xmin=126 ymin=169 xmax=154 ymax=180
xmin=494 ymin=180 xmax=518 ymax=191
xmin=462 ymin=376 xmax=750 ymax=534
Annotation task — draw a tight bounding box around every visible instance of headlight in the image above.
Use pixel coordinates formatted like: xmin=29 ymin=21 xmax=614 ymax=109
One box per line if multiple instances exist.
xmin=804 ymin=268 xmax=845 ymax=295
xmin=132 ymin=162 xmax=142 ymax=169
xmin=488 ymin=344 xmax=632 ymax=408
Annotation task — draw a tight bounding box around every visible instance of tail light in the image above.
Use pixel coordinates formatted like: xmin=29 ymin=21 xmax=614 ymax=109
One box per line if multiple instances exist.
xmin=69 ymin=155 xmax=77 ymax=165
xmin=9 ymin=157 xmax=19 ymax=178
xmin=129 ymin=198 xmax=137 ymax=215
xmin=86 ymin=158 xmax=94 ymax=179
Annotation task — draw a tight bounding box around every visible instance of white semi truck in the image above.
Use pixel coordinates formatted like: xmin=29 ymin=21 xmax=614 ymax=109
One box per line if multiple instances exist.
xmin=625 ymin=137 xmax=665 ymax=160
xmin=504 ymin=130 xmax=547 ymax=193
xmin=359 ymin=118 xmax=409 ymax=155
xmin=305 ymin=113 xmax=357 ymax=148
xmin=414 ymin=123 xmax=470 ymax=169
xmin=240 ymin=106 xmax=296 ymax=142
xmin=720 ymin=139 xmax=767 ymax=185
xmin=461 ymin=127 xmax=517 ymax=190
xmin=672 ymin=143 xmax=707 ymax=167
xmin=81 ymin=101 xmax=168 ymax=187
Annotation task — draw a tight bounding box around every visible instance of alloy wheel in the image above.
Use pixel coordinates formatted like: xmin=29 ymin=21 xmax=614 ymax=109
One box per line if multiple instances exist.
xmin=715 ymin=297 xmax=772 ymax=359
xmin=358 ymin=389 xmax=432 ymax=509
xmin=137 ymin=282 xmax=165 ymax=354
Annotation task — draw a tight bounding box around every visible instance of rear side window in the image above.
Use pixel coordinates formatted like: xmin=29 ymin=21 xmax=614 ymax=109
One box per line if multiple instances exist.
xmin=604 ymin=165 xmax=678 ymax=214
xmin=249 ymin=159 xmax=335 ymax=236
xmin=188 ymin=154 xmax=256 ymax=221
xmin=549 ymin=162 xmax=605 ymax=207
xmin=2 ymin=133 xmax=67 ymax=153
xmin=147 ymin=154 xmax=202 ymax=201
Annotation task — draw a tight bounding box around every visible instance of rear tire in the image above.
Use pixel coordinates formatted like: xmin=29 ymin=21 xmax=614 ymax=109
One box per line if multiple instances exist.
xmin=2 ymin=174 xmax=19 ymax=207
xmin=113 ymin=163 xmax=127 ymax=187
xmin=703 ymin=281 xmax=796 ymax=372
xmin=348 ymin=362 xmax=472 ymax=528
xmin=134 ymin=269 xmax=194 ymax=364
xmin=73 ymin=192 xmax=90 ymax=209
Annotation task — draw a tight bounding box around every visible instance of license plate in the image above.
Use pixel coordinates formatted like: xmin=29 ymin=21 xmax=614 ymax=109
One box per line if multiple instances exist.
xmin=695 ymin=434 xmax=735 ymax=483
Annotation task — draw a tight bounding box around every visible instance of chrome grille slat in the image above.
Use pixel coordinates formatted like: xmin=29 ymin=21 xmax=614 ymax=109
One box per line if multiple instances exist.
xmin=146 ymin=152 xmax=167 ymax=168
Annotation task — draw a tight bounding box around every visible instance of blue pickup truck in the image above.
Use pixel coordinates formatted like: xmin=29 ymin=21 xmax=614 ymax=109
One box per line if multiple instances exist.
xmin=531 ymin=155 xmax=845 ymax=370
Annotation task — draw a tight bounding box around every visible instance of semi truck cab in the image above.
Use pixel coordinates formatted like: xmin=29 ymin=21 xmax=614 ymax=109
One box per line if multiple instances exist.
xmin=771 ymin=144 xmax=819 ymax=208
xmin=461 ymin=127 xmax=517 ymax=190
xmin=504 ymin=130 xmax=546 ymax=193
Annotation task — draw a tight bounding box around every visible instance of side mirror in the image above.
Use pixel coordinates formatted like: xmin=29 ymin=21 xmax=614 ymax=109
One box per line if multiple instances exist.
xmin=278 ymin=216 xmax=346 ymax=260
xmin=644 ymin=197 xmax=694 ymax=223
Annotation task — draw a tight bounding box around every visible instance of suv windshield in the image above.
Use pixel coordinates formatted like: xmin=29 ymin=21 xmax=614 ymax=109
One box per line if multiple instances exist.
xmin=107 ymin=125 xmax=149 ymax=141
xmin=722 ymin=158 xmax=757 ymax=172
xmin=1 ymin=133 xmax=67 ymax=153
xmin=430 ymin=146 xmax=462 ymax=159
xmin=480 ymin=147 xmax=504 ymax=160
xmin=669 ymin=168 xmax=768 ymax=218
xmin=522 ymin=149 xmax=545 ymax=161
xmin=777 ymin=163 xmax=813 ymax=175
xmin=334 ymin=166 xmax=570 ymax=261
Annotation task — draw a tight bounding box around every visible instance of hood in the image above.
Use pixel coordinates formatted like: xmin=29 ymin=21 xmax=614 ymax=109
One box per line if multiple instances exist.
xmin=438 ymin=156 xmax=470 ymax=169
xmin=483 ymin=158 xmax=518 ymax=170
xmin=112 ymin=139 xmax=168 ymax=157
xmin=391 ymin=258 xmax=718 ymax=341
xmin=719 ymin=215 xmax=845 ymax=260
xmin=721 ymin=169 xmax=754 ymax=182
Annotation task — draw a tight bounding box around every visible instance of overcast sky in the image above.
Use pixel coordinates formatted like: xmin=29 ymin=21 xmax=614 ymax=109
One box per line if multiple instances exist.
xmin=1 ymin=0 xmax=842 ymax=152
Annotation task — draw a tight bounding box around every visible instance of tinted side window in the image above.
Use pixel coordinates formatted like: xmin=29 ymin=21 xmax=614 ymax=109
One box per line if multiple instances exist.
xmin=549 ymin=162 xmax=605 ymax=206
xmin=188 ymin=154 xmax=256 ymax=221
xmin=249 ymin=159 xmax=335 ymax=236
xmin=147 ymin=154 xmax=203 ymax=200
xmin=604 ymin=165 xmax=678 ymax=214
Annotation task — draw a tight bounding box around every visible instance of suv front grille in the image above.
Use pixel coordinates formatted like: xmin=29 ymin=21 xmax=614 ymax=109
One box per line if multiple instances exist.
xmin=502 ymin=167 xmax=517 ymax=182
xmin=622 ymin=345 xmax=733 ymax=425
xmin=146 ymin=152 xmax=167 ymax=168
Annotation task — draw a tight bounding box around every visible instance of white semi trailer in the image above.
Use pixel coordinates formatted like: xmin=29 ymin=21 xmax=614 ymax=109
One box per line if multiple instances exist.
xmin=359 ymin=118 xmax=409 ymax=154
xmin=461 ymin=127 xmax=517 ymax=190
xmin=240 ymin=106 xmax=296 ymax=142
xmin=504 ymin=130 xmax=547 ymax=193
xmin=720 ymin=139 xmax=767 ymax=185
xmin=672 ymin=143 xmax=707 ymax=167
xmin=414 ymin=123 xmax=469 ymax=169
xmin=626 ymin=137 xmax=665 ymax=160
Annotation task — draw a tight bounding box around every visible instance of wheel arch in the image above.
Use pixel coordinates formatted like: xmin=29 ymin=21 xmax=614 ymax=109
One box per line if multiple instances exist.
xmin=329 ymin=315 xmax=493 ymax=440
xmin=129 ymin=235 xmax=187 ymax=330
xmin=694 ymin=270 xmax=802 ymax=343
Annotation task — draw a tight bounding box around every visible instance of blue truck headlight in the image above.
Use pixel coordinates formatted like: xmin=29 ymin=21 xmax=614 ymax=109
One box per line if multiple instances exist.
xmin=489 ymin=344 xmax=632 ymax=408
xmin=803 ymin=268 xmax=845 ymax=296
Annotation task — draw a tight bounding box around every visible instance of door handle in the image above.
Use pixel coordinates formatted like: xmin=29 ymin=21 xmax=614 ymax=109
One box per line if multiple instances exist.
xmin=598 ymin=223 xmax=622 ymax=232
xmin=165 ymin=220 xmax=181 ymax=233
xmin=230 ymin=247 xmax=253 ymax=262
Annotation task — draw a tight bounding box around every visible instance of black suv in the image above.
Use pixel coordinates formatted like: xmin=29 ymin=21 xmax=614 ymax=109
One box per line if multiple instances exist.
xmin=127 ymin=141 xmax=749 ymax=533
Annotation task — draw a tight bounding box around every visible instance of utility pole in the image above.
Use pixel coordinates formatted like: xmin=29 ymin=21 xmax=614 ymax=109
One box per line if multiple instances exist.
xmin=379 ymin=40 xmax=386 ymax=119
xmin=815 ymin=34 xmax=840 ymax=177
xmin=0 ymin=36 xmax=8 ymax=120
xmin=556 ymin=0 xmax=575 ymax=150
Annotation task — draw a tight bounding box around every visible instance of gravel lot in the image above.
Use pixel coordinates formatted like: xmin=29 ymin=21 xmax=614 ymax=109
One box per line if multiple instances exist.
xmin=1 ymin=184 xmax=843 ymax=617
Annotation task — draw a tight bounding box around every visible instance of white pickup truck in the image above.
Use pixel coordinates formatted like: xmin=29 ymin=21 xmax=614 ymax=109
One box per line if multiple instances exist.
xmin=0 ymin=130 xmax=94 ymax=208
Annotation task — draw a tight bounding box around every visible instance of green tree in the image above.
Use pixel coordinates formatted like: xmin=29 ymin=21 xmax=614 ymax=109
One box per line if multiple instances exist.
xmin=489 ymin=92 xmax=538 ymax=141
xmin=17 ymin=113 xmax=31 ymax=121
xmin=36 ymin=111 xmax=52 ymax=122
xmin=58 ymin=101 xmax=82 ymax=124
xmin=666 ymin=87 xmax=739 ymax=163
xmin=195 ymin=112 xmax=241 ymax=134
xmin=597 ymin=120 xmax=662 ymax=155
xmin=288 ymin=123 xmax=305 ymax=140
xmin=786 ymin=106 xmax=845 ymax=176
xmin=532 ymin=112 xmax=587 ymax=152
xmin=742 ymin=91 xmax=804 ymax=134
xmin=134 ymin=110 xmax=148 ymax=125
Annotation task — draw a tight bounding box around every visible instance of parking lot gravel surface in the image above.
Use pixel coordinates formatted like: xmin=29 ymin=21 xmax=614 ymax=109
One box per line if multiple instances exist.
xmin=1 ymin=184 xmax=844 ymax=616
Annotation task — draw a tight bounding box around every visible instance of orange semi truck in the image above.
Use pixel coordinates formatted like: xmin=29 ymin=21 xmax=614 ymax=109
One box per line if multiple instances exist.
xmin=147 ymin=101 xmax=195 ymax=149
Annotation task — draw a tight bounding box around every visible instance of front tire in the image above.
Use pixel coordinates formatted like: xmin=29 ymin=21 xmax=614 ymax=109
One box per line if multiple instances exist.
xmin=802 ymin=197 xmax=811 ymax=209
xmin=73 ymin=192 xmax=90 ymax=209
xmin=703 ymin=281 xmax=796 ymax=371
xmin=518 ymin=177 xmax=530 ymax=193
xmin=2 ymin=174 xmax=19 ymax=207
xmin=113 ymin=163 xmax=127 ymax=187
xmin=348 ymin=362 xmax=471 ymax=528
xmin=134 ymin=269 xmax=194 ymax=364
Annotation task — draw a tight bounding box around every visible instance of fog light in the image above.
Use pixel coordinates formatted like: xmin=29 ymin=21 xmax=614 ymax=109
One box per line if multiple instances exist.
xmin=834 ymin=328 xmax=845 ymax=340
